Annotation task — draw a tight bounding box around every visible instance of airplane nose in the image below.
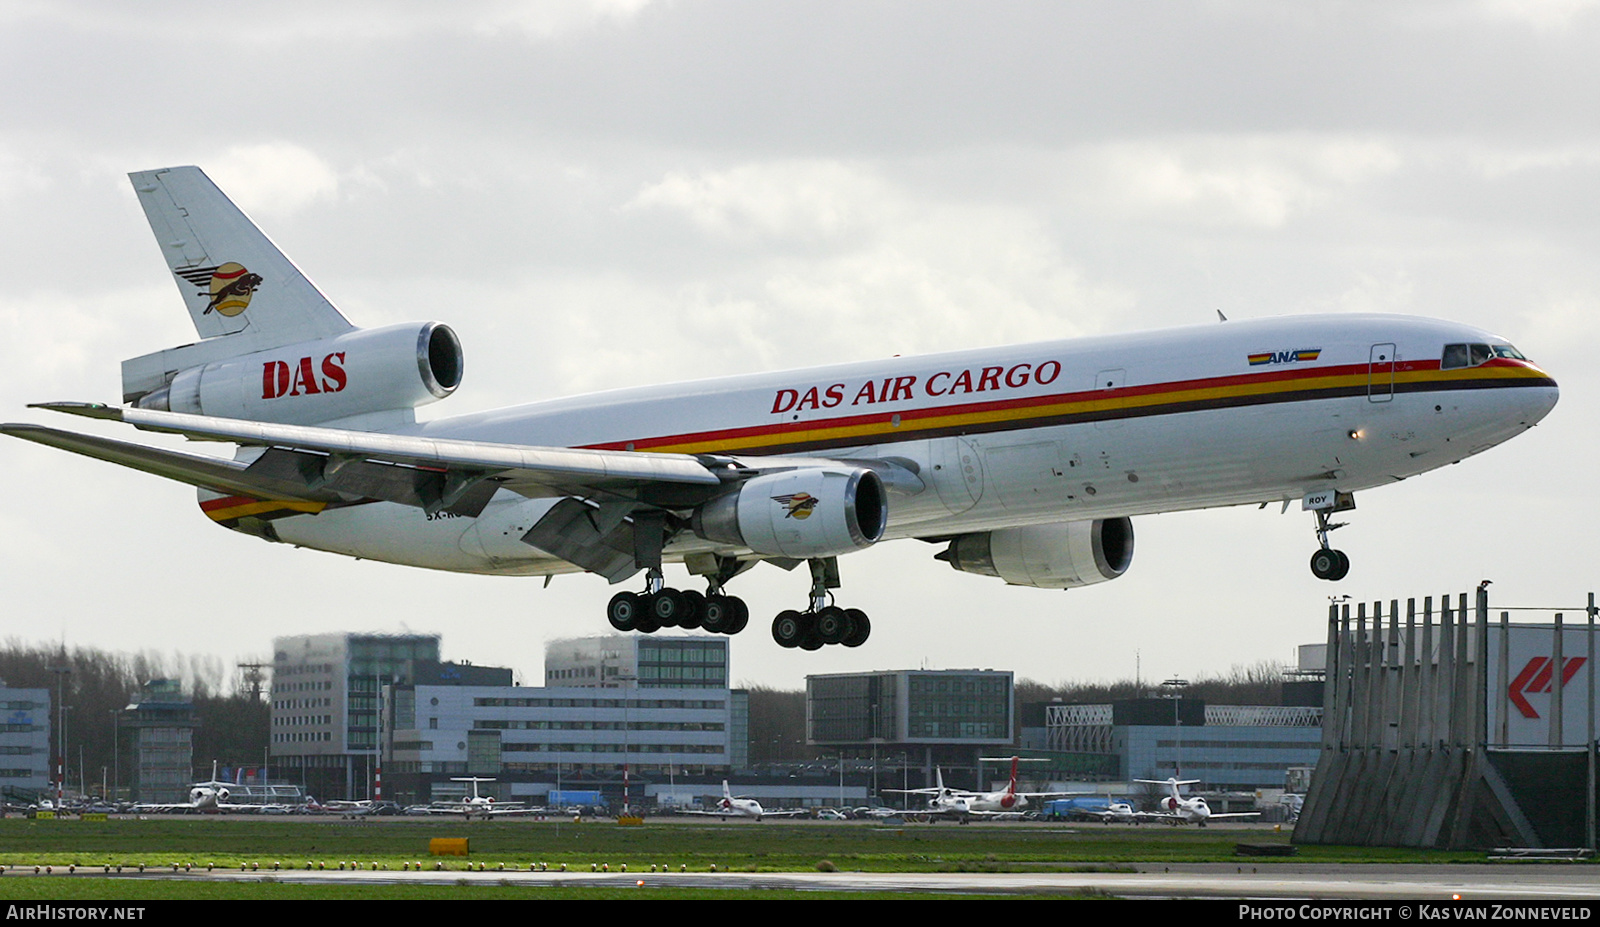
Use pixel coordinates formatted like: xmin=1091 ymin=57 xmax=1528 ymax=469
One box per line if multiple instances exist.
xmin=1523 ymin=363 xmax=1560 ymax=424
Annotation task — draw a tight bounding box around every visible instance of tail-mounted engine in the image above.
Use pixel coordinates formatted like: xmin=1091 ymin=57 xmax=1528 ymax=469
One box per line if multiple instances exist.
xmin=692 ymin=467 xmax=888 ymax=559
xmin=936 ymin=517 xmax=1133 ymax=589
xmin=129 ymin=321 xmax=463 ymax=426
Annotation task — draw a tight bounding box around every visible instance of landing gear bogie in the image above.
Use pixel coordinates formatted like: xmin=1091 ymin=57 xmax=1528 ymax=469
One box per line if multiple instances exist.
xmin=769 ymin=557 xmax=873 ymax=649
xmin=770 ymin=604 xmax=871 ymax=649
xmin=605 ymin=584 xmax=747 ymax=637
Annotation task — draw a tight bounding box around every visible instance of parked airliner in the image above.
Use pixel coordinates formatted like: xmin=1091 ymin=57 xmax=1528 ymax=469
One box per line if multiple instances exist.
xmin=1 ymin=167 xmax=1558 ymax=650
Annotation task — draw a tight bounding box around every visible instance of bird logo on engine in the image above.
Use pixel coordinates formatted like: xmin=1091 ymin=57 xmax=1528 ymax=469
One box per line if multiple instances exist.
xmin=772 ymin=492 xmax=819 ymax=520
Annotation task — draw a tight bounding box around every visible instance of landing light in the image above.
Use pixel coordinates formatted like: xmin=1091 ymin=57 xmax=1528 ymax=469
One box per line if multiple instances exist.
xmin=1347 ymin=429 xmax=1363 ymax=440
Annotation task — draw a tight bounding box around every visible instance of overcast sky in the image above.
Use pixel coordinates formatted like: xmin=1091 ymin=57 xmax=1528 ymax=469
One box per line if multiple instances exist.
xmin=2 ymin=1 xmax=1596 ymax=693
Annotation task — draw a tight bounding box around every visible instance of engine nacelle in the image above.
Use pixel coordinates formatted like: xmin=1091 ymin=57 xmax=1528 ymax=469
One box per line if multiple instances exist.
xmin=134 ymin=322 xmax=463 ymax=425
xmin=936 ymin=517 xmax=1133 ymax=589
xmin=692 ymin=467 xmax=888 ymax=559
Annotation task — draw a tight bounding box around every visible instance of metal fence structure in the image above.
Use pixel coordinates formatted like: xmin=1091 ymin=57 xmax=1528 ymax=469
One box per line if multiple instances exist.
xmin=1295 ymin=588 xmax=1598 ymax=849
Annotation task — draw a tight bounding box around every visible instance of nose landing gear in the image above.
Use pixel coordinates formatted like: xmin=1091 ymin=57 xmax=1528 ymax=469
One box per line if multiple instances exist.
xmin=1306 ymin=491 xmax=1354 ymax=582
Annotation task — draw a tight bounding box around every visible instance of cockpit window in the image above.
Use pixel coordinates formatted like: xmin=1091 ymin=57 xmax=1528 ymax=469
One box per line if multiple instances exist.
xmin=1442 ymin=342 xmax=1513 ymax=369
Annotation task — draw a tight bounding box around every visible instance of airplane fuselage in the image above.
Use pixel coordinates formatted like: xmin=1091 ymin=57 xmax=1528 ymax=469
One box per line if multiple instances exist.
xmin=264 ymin=313 xmax=1557 ymax=576
xmin=7 ymin=166 xmax=1562 ymax=655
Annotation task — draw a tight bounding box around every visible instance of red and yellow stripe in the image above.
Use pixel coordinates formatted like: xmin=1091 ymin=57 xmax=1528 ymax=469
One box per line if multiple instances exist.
xmin=586 ymin=358 xmax=1554 ymax=457
xmin=200 ymin=495 xmax=327 ymax=524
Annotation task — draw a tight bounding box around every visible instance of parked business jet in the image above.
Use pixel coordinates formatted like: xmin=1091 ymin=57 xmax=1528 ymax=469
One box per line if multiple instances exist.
xmin=1133 ymin=778 xmax=1261 ymax=827
xmin=679 ymin=781 xmax=805 ymax=820
xmin=1 ymin=168 xmax=1559 ymax=650
xmin=132 ymin=763 xmax=256 ymax=814
xmin=886 ymin=758 xmax=1075 ymax=819
xmin=426 ymin=777 xmax=536 ymax=819
xmin=1091 ymin=801 xmax=1141 ymax=825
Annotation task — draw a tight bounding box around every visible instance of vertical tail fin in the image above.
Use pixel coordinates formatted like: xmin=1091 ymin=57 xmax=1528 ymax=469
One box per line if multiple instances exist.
xmin=122 ymin=166 xmax=359 ymax=405
xmin=130 ymin=166 xmax=352 ymax=345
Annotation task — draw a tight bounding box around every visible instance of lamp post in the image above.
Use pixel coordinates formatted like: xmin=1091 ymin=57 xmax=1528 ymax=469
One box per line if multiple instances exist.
xmin=50 ymin=668 xmax=69 ymax=806
xmin=110 ymin=709 xmax=120 ymax=804
xmin=615 ymin=673 xmax=637 ymax=816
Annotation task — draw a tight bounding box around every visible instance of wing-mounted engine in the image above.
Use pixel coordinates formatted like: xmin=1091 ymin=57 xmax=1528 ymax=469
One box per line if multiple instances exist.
xmin=126 ymin=321 xmax=463 ymax=426
xmin=935 ymin=517 xmax=1133 ymax=589
xmin=691 ymin=467 xmax=888 ymax=559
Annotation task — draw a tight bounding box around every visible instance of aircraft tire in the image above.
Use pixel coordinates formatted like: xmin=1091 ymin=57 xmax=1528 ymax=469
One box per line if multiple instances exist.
xmin=842 ymin=609 xmax=870 ymax=647
xmin=649 ymin=589 xmax=687 ymax=627
xmin=1310 ymin=548 xmax=1350 ymax=581
xmin=607 ymin=592 xmax=640 ymax=631
xmin=816 ymin=606 xmax=849 ymax=645
xmin=772 ymin=610 xmax=806 ymax=648
xmin=727 ymin=598 xmax=749 ymax=634
xmin=677 ymin=590 xmax=705 ymax=629
xmin=702 ymin=594 xmax=735 ymax=633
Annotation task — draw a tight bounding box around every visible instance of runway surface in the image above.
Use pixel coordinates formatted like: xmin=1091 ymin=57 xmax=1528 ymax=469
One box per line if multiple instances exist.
xmin=8 ymin=862 xmax=1598 ymax=900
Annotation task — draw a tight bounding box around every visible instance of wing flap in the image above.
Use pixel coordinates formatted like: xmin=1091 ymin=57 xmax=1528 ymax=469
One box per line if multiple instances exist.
xmin=244 ymin=448 xmax=499 ymax=517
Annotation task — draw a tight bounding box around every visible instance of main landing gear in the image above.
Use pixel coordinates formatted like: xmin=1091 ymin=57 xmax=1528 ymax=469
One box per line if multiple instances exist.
xmin=597 ymin=518 xmax=872 ymax=650
xmin=1308 ymin=494 xmax=1353 ymax=582
xmin=605 ymin=517 xmax=751 ymax=636
xmin=606 ymin=571 xmax=750 ymax=636
xmin=770 ymin=557 xmax=872 ymax=650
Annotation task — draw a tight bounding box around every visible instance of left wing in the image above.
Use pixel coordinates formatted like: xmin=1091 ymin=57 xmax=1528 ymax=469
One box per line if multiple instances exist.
xmin=10 ymin=403 xmax=729 ymax=515
xmin=5 ymin=402 xmax=924 ymax=581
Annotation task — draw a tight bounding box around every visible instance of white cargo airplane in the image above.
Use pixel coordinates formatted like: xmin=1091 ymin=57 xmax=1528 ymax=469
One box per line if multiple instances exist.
xmin=1133 ymin=778 xmax=1261 ymax=827
xmin=1 ymin=167 xmax=1559 ymax=650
